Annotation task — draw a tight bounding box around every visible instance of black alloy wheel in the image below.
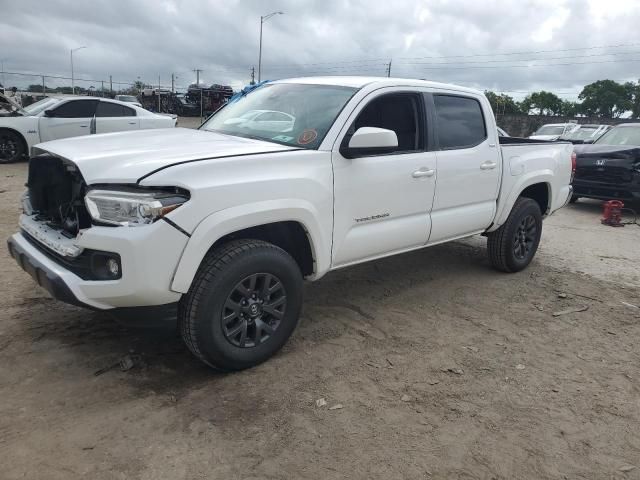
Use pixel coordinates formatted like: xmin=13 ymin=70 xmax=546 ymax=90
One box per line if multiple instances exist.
xmin=222 ymin=273 xmax=287 ymax=348
xmin=513 ymin=214 xmax=537 ymax=261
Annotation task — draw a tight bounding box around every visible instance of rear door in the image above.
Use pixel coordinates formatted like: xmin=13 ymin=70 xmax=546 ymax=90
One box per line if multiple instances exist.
xmin=38 ymin=99 xmax=98 ymax=142
xmin=331 ymin=89 xmax=437 ymax=266
xmin=95 ymin=101 xmax=139 ymax=134
xmin=427 ymin=93 xmax=501 ymax=244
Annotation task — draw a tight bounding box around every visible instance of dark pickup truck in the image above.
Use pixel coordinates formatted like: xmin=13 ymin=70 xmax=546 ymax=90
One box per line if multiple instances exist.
xmin=572 ymin=123 xmax=640 ymax=205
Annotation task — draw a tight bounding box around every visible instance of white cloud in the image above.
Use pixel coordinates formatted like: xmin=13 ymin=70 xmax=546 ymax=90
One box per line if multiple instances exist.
xmin=1 ymin=0 xmax=638 ymax=97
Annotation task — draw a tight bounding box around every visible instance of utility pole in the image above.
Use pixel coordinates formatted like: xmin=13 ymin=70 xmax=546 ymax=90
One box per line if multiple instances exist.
xmin=258 ymin=11 xmax=284 ymax=82
xmin=109 ymin=75 xmax=113 ymax=94
xmin=158 ymin=75 xmax=161 ymax=112
xmin=193 ymin=68 xmax=202 ymax=86
xmin=42 ymin=75 xmax=45 ymax=94
xmin=101 ymin=80 xmax=104 ymax=97
xmin=250 ymin=66 xmax=256 ymax=85
xmin=386 ymin=59 xmax=392 ymax=77
xmin=70 ymin=46 xmax=87 ymax=95
xmin=171 ymin=73 xmax=175 ymax=93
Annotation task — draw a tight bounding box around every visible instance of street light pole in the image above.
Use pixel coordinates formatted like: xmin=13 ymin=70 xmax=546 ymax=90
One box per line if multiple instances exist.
xmin=258 ymin=11 xmax=283 ymax=82
xmin=70 ymin=46 xmax=87 ymax=94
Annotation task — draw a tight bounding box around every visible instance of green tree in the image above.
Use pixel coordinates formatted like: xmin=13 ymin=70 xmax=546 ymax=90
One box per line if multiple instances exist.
xmin=558 ymin=100 xmax=579 ymax=117
xmin=578 ymin=79 xmax=632 ymax=118
xmin=484 ymin=91 xmax=522 ymax=115
xmin=626 ymin=80 xmax=640 ymax=118
xmin=520 ymin=91 xmax=563 ymax=115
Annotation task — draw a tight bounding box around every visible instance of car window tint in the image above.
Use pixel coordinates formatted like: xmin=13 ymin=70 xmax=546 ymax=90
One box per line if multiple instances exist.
xmin=353 ymin=93 xmax=423 ymax=152
xmin=434 ymin=95 xmax=486 ymax=149
xmin=51 ymin=100 xmax=98 ymax=118
xmin=96 ymin=101 xmax=136 ymax=117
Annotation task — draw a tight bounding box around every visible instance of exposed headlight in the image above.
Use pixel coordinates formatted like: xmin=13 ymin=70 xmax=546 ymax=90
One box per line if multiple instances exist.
xmin=84 ymin=189 xmax=188 ymax=226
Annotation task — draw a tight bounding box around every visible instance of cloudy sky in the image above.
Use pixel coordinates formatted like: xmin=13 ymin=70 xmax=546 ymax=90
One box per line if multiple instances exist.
xmin=1 ymin=0 xmax=638 ymax=99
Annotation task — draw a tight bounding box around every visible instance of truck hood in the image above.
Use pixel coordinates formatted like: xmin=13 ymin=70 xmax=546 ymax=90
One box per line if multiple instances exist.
xmin=0 ymin=92 xmax=26 ymax=116
xmin=32 ymin=127 xmax=299 ymax=184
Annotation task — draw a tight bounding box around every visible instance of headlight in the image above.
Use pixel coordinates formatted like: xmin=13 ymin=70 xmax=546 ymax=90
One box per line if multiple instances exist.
xmin=84 ymin=189 xmax=188 ymax=226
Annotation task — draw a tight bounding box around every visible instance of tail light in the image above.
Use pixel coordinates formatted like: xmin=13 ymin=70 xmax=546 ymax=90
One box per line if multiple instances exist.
xmin=570 ymin=151 xmax=577 ymax=182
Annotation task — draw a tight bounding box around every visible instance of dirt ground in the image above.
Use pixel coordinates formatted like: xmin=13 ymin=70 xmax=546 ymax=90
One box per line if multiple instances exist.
xmin=1 ymin=157 xmax=640 ymax=480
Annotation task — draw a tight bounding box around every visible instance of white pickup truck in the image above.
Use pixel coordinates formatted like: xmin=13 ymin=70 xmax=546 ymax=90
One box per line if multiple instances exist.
xmin=8 ymin=77 xmax=574 ymax=370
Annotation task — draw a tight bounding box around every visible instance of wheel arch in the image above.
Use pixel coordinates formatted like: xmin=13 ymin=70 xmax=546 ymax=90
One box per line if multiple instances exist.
xmin=488 ymin=173 xmax=554 ymax=232
xmin=170 ymin=201 xmax=330 ymax=293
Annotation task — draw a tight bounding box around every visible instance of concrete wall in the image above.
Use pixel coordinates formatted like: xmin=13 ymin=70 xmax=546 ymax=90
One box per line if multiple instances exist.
xmin=495 ymin=114 xmax=640 ymax=138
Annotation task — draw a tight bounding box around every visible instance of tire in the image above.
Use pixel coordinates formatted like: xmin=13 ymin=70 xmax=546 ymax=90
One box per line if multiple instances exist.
xmin=178 ymin=239 xmax=303 ymax=371
xmin=487 ymin=197 xmax=543 ymax=273
xmin=0 ymin=129 xmax=26 ymax=164
xmin=569 ymin=195 xmax=579 ymax=204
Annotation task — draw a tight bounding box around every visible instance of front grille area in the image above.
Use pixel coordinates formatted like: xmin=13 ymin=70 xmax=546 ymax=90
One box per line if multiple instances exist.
xmin=27 ymin=154 xmax=91 ymax=237
xmin=575 ymin=167 xmax=633 ymax=184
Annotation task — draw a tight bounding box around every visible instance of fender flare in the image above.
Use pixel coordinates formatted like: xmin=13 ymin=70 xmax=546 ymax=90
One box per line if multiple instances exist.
xmin=488 ymin=171 xmax=553 ymax=232
xmin=170 ymin=199 xmax=330 ymax=293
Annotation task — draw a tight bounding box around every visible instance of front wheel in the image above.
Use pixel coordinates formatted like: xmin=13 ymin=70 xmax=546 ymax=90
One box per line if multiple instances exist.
xmin=487 ymin=197 xmax=542 ymax=273
xmin=0 ymin=129 xmax=25 ymax=164
xmin=178 ymin=239 xmax=303 ymax=371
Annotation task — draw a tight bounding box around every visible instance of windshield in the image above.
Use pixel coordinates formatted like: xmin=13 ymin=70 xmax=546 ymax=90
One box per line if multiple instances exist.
xmin=22 ymin=97 xmax=61 ymax=115
xmin=117 ymin=95 xmax=138 ymax=102
xmin=201 ymin=83 xmax=357 ymax=149
xmin=595 ymin=126 xmax=640 ymax=146
xmin=561 ymin=126 xmax=605 ymax=141
xmin=534 ymin=125 xmax=565 ymax=136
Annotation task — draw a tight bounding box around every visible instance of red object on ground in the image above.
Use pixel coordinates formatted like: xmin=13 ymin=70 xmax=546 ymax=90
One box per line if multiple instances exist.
xmin=601 ymin=200 xmax=625 ymax=227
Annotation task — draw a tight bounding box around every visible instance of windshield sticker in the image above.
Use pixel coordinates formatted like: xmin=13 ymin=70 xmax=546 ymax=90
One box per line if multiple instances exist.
xmin=297 ymin=129 xmax=318 ymax=145
xmin=272 ymin=135 xmax=295 ymax=143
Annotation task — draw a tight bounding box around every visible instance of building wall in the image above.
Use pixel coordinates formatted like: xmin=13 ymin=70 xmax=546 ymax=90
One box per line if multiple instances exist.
xmin=495 ymin=114 xmax=640 ymax=138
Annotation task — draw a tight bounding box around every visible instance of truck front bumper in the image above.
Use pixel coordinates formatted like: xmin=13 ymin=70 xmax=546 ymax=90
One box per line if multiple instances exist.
xmin=7 ymin=217 xmax=189 ymax=310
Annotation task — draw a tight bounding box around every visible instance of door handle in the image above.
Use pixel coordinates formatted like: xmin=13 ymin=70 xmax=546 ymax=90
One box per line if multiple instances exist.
xmin=79 ymin=125 xmax=88 ymax=128
xmin=480 ymin=161 xmax=497 ymax=170
xmin=128 ymin=122 xmax=136 ymax=125
xmin=412 ymin=168 xmax=435 ymax=178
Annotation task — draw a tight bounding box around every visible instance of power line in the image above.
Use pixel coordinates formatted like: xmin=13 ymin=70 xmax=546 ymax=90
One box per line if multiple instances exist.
xmin=398 ymin=41 xmax=640 ymax=60
xmin=400 ymin=50 xmax=640 ymax=66
xmin=393 ymin=57 xmax=640 ymax=70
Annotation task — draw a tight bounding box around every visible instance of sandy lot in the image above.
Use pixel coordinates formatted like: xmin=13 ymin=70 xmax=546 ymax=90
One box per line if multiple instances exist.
xmin=1 ymin=157 xmax=640 ymax=479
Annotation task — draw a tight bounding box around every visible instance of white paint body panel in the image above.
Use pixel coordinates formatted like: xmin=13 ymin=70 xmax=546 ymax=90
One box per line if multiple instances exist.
xmin=13 ymin=77 xmax=573 ymax=309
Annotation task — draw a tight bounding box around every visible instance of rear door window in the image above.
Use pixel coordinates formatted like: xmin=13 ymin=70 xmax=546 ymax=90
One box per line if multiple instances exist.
xmin=96 ymin=101 xmax=136 ymax=117
xmin=434 ymin=95 xmax=486 ymax=149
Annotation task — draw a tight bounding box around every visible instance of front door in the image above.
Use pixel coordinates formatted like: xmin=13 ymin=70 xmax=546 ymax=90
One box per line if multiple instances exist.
xmin=39 ymin=99 xmax=98 ymax=142
xmin=331 ymin=90 xmax=437 ymax=267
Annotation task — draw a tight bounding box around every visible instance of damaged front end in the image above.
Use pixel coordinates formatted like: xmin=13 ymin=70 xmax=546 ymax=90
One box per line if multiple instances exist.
xmin=25 ymin=154 xmax=91 ymax=239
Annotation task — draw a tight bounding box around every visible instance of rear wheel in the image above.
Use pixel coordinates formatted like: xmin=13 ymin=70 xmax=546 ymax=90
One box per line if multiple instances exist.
xmin=0 ymin=129 xmax=25 ymax=164
xmin=178 ymin=239 xmax=303 ymax=371
xmin=487 ymin=197 xmax=542 ymax=273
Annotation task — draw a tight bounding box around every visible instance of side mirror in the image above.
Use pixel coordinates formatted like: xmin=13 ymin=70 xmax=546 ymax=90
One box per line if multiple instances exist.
xmin=44 ymin=109 xmax=54 ymax=117
xmin=340 ymin=127 xmax=398 ymax=159
xmin=582 ymin=138 xmax=595 ymax=144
